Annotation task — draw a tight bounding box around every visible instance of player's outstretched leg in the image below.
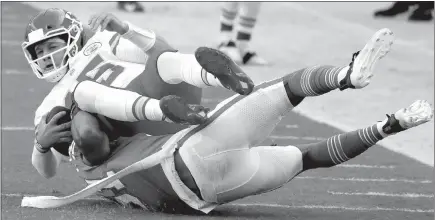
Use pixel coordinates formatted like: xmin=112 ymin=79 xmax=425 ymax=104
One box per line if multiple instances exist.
xmin=157 ymin=48 xmax=254 ymax=96
xmin=195 ymin=47 xmax=255 ymax=95
xmin=199 ymin=100 xmax=434 ymax=203
xmin=338 ymin=28 xmax=394 ymax=90
xmin=177 ymin=28 xmax=395 ymax=149
xmin=282 ymin=28 xmax=394 ymax=106
xmin=296 ymin=100 xmax=433 ymax=171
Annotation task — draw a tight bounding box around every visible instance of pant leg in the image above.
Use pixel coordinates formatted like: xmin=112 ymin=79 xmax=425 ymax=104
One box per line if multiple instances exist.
xmin=178 ymin=78 xmax=296 ymax=202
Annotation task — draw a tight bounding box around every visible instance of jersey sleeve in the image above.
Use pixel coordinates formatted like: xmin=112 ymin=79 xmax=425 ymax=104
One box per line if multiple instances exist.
xmin=112 ymin=22 xmax=160 ymax=63
xmin=113 ymin=37 xmax=148 ymax=64
xmin=34 ymin=84 xmax=70 ymax=126
xmin=121 ymin=22 xmax=156 ymax=52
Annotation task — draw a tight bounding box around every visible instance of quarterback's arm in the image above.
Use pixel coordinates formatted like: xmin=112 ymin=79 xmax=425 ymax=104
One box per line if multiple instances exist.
xmin=31 ymin=96 xmax=69 ymax=178
xmin=71 ymin=80 xmax=206 ymax=125
xmin=32 ymin=118 xmax=67 ymax=179
xmin=71 ymin=80 xmax=167 ymax=122
xmin=31 ymin=143 xmax=65 ymax=179
xmin=121 ymin=22 xmax=156 ymax=53
xmin=114 ymin=22 xmax=171 ymax=63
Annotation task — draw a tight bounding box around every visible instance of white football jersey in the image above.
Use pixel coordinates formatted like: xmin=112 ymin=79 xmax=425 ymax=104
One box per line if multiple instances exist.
xmin=33 ymin=30 xmax=146 ymax=127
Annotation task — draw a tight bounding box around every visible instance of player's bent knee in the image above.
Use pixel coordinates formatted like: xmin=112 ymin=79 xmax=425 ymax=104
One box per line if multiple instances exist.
xmin=282 ymin=74 xmax=305 ymax=107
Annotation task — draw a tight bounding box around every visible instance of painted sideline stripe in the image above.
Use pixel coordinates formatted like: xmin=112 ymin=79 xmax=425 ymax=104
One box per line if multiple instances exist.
xmin=3 ymin=193 xmax=431 ymax=213
xmin=296 ymin=176 xmax=432 ymax=184
xmin=328 ymin=191 xmax=434 ymax=198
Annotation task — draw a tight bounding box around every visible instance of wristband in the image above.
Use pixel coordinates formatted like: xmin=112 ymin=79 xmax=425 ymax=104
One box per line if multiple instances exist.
xmin=35 ymin=141 xmax=50 ymax=154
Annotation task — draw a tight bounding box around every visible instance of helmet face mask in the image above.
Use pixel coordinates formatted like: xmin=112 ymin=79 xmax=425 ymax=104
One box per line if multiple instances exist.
xmin=22 ymin=9 xmax=83 ymax=83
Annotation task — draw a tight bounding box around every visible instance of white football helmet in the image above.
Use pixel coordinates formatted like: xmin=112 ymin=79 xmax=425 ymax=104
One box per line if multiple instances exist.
xmin=22 ymin=8 xmax=83 ymax=83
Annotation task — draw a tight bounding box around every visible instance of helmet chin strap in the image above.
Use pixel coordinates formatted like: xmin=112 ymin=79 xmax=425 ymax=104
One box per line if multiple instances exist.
xmin=46 ymin=65 xmax=68 ymax=83
xmin=45 ymin=57 xmax=70 ymax=83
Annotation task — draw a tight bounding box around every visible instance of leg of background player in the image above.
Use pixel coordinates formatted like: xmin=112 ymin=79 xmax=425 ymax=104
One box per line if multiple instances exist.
xmin=235 ymin=2 xmax=268 ymax=65
xmin=157 ymin=47 xmax=255 ymax=95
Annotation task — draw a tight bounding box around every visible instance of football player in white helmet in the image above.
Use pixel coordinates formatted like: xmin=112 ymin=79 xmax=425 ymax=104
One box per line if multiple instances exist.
xmin=24 ymin=8 xmax=256 ymax=211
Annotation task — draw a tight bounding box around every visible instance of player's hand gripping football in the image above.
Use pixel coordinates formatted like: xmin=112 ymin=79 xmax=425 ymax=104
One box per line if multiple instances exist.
xmin=159 ymin=95 xmax=209 ymax=125
xmin=36 ymin=110 xmax=72 ymax=150
xmin=88 ymin=12 xmax=129 ymax=35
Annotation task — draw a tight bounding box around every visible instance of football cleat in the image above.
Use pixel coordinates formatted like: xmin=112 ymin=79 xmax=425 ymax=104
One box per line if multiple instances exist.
xmin=382 ymin=100 xmax=433 ymax=134
xmin=340 ymin=28 xmax=394 ymax=90
xmin=159 ymin=95 xmax=209 ymax=125
xmin=195 ymin=46 xmax=255 ymax=95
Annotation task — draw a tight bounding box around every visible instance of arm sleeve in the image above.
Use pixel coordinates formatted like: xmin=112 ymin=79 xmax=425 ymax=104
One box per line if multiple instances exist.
xmin=121 ymin=22 xmax=156 ymax=52
xmin=112 ymin=22 xmax=156 ymax=63
xmin=72 ymin=80 xmax=163 ymax=122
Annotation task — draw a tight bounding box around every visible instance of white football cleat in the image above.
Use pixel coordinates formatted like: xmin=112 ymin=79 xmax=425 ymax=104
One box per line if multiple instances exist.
xmin=394 ymin=100 xmax=434 ymax=129
xmin=339 ymin=28 xmax=394 ymax=90
xmin=382 ymin=100 xmax=433 ymax=134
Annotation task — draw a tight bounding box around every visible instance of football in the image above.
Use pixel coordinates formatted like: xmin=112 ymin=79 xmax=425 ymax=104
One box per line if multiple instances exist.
xmin=46 ymin=106 xmax=72 ymax=156
xmin=46 ymin=106 xmax=71 ymax=125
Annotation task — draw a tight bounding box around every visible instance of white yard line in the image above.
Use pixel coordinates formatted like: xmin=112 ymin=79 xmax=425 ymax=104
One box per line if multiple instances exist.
xmin=3 ymin=69 xmax=28 ymax=75
xmin=328 ymin=191 xmax=434 ymax=198
xmin=296 ymin=176 xmax=432 ymax=184
xmin=1 ymin=40 xmax=22 ymax=46
xmin=269 ymin=135 xmax=326 ymax=141
xmin=232 ymin=203 xmax=433 ymax=213
xmin=336 ymin=164 xmax=395 ymax=169
xmin=3 ymin=193 xmax=431 ymax=213
xmin=1 ymin=127 xmax=33 ymax=131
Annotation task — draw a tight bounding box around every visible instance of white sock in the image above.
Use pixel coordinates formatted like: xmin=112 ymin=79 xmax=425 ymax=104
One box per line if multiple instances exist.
xmin=336 ymin=66 xmax=350 ymax=85
xmin=157 ymin=52 xmax=225 ymax=88
xmin=376 ymin=118 xmax=390 ymax=138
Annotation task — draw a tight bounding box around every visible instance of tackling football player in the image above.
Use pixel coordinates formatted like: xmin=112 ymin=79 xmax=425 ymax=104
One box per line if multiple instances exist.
xmin=41 ymin=28 xmax=432 ymax=213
